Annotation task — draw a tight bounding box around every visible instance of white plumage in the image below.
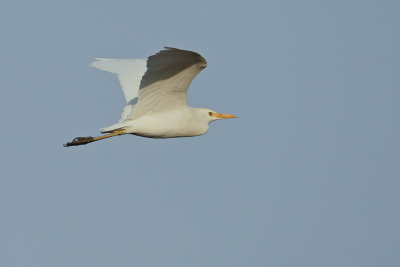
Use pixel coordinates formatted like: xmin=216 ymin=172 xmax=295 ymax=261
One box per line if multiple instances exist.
xmin=89 ymin=58 xmax=146 ymax=123
xmin=64 ymin=47 xmax=236 ymax=147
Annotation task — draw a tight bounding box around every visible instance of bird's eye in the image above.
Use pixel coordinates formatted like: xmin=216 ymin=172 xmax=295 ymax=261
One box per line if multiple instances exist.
xmin=208 ymin=112 xmax=213 ymax=116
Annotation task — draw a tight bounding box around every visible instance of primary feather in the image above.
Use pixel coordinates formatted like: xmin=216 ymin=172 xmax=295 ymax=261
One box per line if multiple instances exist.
xmin=133 ymin=47 xmax=207 ymax=119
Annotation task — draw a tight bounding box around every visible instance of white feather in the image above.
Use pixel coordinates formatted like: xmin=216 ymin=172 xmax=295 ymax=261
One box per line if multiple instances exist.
xmin=90 ymin=58 xmax=147 ymax=127
xmin=90 ymin=58 xmax=146 ymax=103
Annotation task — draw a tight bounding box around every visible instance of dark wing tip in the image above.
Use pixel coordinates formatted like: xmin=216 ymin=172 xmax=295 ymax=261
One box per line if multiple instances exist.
xmin=161 ymin=47 xmax=207 ymax=65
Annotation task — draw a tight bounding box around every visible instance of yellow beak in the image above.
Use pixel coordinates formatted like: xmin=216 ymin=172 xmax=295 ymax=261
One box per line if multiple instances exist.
xmin=212 ymin=112 xmax=237 ymax=119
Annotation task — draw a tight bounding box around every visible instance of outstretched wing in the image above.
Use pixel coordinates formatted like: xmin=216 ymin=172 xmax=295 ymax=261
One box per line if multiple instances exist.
xmin=90 ymin=58 xmax=147 ymax=121
xmin=131 ymin=47 xmax=207 ymax=119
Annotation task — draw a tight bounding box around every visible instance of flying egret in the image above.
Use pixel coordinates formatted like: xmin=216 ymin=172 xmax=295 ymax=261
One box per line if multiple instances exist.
xmin=64 ymin=47 xmax=236 ymax=147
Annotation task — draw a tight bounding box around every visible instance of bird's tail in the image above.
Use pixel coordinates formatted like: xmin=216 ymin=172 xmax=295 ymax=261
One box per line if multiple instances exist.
xmin=100 ymin=121 xmax=132 ymax=133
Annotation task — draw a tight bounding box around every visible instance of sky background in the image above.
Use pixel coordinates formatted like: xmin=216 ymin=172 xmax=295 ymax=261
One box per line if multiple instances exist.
xmin=0 ymin=0 xmax=399 ymax=266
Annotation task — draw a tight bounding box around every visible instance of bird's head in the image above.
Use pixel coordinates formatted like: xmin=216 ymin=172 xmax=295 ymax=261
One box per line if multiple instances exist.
xmin=203 ymin=109 xmax=237 ymax=123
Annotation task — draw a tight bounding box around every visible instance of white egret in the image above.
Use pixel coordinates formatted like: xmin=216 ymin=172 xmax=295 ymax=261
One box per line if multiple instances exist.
xmin=64 ymin=47 xmax=236 ymax=147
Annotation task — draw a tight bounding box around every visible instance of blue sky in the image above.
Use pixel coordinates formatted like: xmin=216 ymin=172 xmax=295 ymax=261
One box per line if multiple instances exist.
xmin=1 ymin=0 xmax=399 ymax=266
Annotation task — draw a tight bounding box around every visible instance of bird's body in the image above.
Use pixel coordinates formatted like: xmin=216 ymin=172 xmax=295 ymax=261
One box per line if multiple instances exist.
xmin=112 ymin=108 xmax=211 ymax=138
xmin=64 ymin=47 xmax=236 ymax=147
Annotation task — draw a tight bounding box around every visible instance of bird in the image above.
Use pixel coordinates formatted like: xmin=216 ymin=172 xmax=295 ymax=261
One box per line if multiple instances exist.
xmin=64 ymin=47 xmax=236 ymax=147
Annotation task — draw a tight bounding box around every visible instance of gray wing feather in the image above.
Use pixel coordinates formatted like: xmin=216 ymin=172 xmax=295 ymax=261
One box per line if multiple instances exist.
xmin=140 ymin=47 xmax=207 ymax=89
xmin=132 ymin=47 xmax=207 ymax=118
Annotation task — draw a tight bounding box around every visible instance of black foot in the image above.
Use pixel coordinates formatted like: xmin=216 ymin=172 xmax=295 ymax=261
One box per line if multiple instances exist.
xmin=64 ymin=137 xmax=94 ymax=147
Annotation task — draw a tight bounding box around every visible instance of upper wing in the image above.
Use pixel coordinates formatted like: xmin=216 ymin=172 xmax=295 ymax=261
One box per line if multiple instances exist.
xmin=90 ymin=58 xmax=147 ymax=121
xmin=131 ymin=47 xmax=207 ymax=118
